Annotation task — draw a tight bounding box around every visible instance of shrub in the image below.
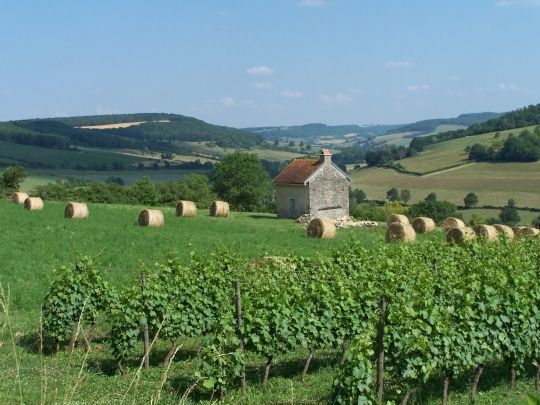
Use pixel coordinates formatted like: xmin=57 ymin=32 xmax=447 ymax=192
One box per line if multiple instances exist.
xmin=407 ymin=200 xmax=458 ymax=223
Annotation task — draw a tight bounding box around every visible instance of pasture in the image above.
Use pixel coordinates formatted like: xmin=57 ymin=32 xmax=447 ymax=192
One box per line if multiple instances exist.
xmin=350 ymin=161 xmax=540 ymax=209
xmin=0 ymin=200 xmax=537 ymax=404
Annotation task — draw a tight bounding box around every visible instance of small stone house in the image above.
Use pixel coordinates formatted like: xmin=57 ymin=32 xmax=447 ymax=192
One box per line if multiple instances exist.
xmin=272 ymin=149 xmax=350 ymax=219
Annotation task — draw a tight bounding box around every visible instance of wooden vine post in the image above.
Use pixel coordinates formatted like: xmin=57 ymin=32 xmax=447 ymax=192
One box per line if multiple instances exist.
xmin=376 ymin=295 xmax=387 ymax=405
xmin=140 ymin=272 xmax=150 ymax=369
xmin=471 ymin=364 xmax=484 ymax=403
xmin=234 ymin=281 xmax=247 ymax=394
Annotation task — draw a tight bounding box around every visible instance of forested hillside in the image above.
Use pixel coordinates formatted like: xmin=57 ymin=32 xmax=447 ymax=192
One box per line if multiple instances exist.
xmin=0 ymin=113 xmax=263 ymax=151
xmin=410 ymin=104 xmax=540 ymax=152
xmin=388 ymin=112 xmax=502 ymax=136
xmin=245 ymin=123 xmax=400 ymax=140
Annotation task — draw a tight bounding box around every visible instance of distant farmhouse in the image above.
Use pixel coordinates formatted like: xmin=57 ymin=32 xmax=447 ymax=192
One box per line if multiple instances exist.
xmin=273 ymin=149 xmax=350 ymax=219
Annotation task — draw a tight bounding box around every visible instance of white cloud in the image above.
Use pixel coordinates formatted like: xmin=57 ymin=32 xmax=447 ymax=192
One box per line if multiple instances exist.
xmin=299 ymin=0 xmax=326 ymax=6
xmin=448 ymin=75 xmax=461 ymax=81
xmin=220 ymin=96 xmax=236 ymax=108
xmin=497 ymin=83 xmax=519 ymax=91
xmin=241 ymin=99 xmax=255 ymax=106
xmin=245 ymin=66 xmax=274 ymax=75
xmin=406 ymin=84 xmax=430 ymax=92
xmin=496 ymin=0 xmax=540 ymax=6
xmin=281 ymin=89 xmax=303 ymax=98
xmin=253 ymin=81 xmax=273 ymax=89
xmin=385 ymin=61 xmax=415 ymax=69
xmin=318 ymin=92 xmax=353 ymax=105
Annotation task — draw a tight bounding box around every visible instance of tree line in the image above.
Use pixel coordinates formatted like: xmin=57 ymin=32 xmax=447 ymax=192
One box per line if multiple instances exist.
xmin=468 ymin=127 xmax=540 ymax=162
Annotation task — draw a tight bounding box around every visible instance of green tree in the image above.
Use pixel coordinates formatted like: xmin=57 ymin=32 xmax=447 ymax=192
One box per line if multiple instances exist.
xmin=130 ymin=177 xmax=159 ymax=206
xmin=499 ymin=199 xmax=520 ymax=225
xmin=210 ymin=151 xmax=270 ymax=212
xmin=532 ymin=215 xmax=540 ymax=229
xmin=350 ymin=188 xmax=367 ymax=204
xmin=408 ymin=200 xmax=458 ymax=223
xmin=400 ymin=189 xmax=411 ymax=204
xmin=0 ymin=165 xmax=26 ymax=196
xmin=273 ymin=139 xmax=279 ymax=147
xmin=425 ymin=192 xmax=437 ymax=202
xmin=386 ymin=187 xmax=399 ymax=202
xmin=288 ymin=140 xmax=295 ymax=147
xmin=464 ymin=192 xmax=479 ymax=208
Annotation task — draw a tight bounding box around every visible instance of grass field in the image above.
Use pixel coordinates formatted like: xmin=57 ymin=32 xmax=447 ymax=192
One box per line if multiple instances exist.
xmin=399 ymin=126 xmax=536 ymax=174
xmin=351 ymin=160 xmax=540 ymax=209
xmin=459 ymin=208 xmax=539 ymax=226
xmin=1 ymin=200 xmax=539 ymax=404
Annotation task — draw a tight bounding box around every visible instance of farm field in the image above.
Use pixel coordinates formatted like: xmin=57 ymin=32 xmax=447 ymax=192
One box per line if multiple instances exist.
xmin=1 ymin=200 xmax=538 ymax=404
xmin=371 ymin=125 xmax=468 ymax=148
xmin=399 ymin=126 xmax=536 ymax=174
xmin=181 ymin=141 xmax=306 ymax=161
xmin=350 ymin=160 xmax=540 ymax=209
xmin=20 ymin=168 xmax=210 ymax=192
xmin=0 ymin=142 xmax=146 ymax=169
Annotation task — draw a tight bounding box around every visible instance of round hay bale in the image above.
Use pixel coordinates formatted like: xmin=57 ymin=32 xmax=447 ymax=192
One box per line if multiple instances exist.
xmin=210 ymin=201 xmax=229 ymax=217
xmin=385 ymin=223 xmax=416 ymax=243
xmin=412 ymin=217 xmax=435 ymax=233
xmin=64 ymin=202 xmax=89 ymax=219
xmin=176 ymin=200 xmax=197 ymax=217
xmin=24 ymin=197 xmax=44 ymax=211
xmin=307 ymin=218 xmax=336 ymax=239
xmin=11 ymin=192 xmax=29 ymax=204
xmin=493 ymin=224 xmax=515 ymax=240
xmin=138 ymin=209 xmax=164 ymax=227
xmin=441 ymin=217 xmax=465 ymax=232
xmin=515 ymin=226 xmax=540 ymax=238
xmin=512 ymin=226 xmax=526 ymax=234
xmin=473 ymin=224 xmax=498 ymax=241
xmin=446 ymin=227 xmax=476 ymax=244
xmin=386 ymin=214 xmax=409 ymax=226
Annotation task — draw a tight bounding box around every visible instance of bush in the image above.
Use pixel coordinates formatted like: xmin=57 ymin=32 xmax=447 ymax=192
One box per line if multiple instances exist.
xmin=350 ymin=203 xmax=387 ymax=222
xmin=0 ymin=165 xmax=26 ymax=197
xmin=407 ymin=200 xmax=458 ymax=223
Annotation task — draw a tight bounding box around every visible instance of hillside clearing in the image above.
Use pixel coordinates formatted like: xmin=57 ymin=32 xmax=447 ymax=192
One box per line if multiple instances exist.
xmin=78 ymin=120 xmax=171 ymax=129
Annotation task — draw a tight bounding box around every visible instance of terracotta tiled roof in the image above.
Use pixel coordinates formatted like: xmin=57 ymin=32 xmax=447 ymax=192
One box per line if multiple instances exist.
xmin=272 ymin=159 xmax=321 ymax=185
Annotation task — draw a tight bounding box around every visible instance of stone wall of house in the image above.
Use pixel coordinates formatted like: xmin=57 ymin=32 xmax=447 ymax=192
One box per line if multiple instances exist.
xmin=275 ymin=184 xmax=310 ymax=218
xmin=308 ymin=163 xmax=349 ymax=219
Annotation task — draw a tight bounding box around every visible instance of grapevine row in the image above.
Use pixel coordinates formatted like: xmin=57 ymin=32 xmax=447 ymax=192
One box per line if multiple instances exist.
xmin=42 ymin=238 xmax=540 ymax=403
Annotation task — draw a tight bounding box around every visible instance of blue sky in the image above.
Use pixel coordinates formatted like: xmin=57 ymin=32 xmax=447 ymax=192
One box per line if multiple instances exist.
xmin=1 ymin=0 xmax=539 ymax=127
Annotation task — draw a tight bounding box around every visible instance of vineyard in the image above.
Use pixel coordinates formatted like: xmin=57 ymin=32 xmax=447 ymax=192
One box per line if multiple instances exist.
xmin=36 ymin=237 xmax=540 ymax=404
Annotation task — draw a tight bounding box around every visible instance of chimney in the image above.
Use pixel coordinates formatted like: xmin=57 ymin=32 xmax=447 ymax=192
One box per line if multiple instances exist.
xmin=320 ymin=148 xmax=332 ymax=164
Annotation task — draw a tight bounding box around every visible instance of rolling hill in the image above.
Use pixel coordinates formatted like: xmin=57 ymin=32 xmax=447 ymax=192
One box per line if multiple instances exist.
xmin=350 ymin=124 xmax=540 ymax=208
xmin=386 ymin=112 xmax=503 ymax=136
